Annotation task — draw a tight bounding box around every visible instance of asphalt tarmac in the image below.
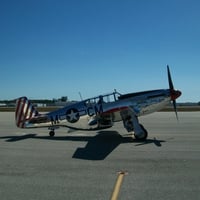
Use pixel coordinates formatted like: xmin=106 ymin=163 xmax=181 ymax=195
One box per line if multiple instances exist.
xmin=0 ymin=112 xmax=199 ymax=200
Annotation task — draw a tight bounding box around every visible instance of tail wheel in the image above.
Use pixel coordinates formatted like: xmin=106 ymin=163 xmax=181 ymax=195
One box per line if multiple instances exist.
xmin=134 ymin=124 xmax=148 ymax=140
xmin=49 ymin=130 xmax=55 ymax=137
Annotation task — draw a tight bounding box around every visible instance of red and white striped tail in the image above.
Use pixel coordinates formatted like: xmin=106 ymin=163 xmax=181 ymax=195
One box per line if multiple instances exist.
xmin=15 ymin=97 xmax=39 ymax=128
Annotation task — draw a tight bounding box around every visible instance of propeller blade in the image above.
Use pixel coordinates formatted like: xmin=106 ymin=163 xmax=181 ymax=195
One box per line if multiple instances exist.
xmin=167 ymin=65 xmax=174 ymax=90
xmin=173 ymin=100 xmax=179 ymax=121
xmin=167 ymin=65 xmax=180 ymax=121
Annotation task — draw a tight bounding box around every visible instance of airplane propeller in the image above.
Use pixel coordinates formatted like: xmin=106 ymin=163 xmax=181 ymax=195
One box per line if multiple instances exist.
xmin=167 ymin=65 xmax=182 ymax=120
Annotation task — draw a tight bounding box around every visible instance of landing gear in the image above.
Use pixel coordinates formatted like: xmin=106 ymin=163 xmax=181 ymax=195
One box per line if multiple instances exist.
xmin=49 ymin=130 xmax=55 ymax=137
xmin=123 ymin=115 xmax=148 ymax=140
xmin=48 ymin=126 xmax=59 ymax=137
xmin=134 ymin=124 xmax=148 ymax=141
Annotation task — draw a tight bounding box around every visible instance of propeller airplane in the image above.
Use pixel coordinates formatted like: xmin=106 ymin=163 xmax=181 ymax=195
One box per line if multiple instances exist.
xmin=15 ymin=66 xmax=181 ymax=140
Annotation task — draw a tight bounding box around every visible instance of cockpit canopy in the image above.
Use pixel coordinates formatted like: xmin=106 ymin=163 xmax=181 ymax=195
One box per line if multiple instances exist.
xmin=84 ymin=90 xmax=121 ymax=106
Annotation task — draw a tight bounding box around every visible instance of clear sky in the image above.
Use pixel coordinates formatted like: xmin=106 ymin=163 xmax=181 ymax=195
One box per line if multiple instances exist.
xmin=0 ymin=0 xmax=200 ymax=102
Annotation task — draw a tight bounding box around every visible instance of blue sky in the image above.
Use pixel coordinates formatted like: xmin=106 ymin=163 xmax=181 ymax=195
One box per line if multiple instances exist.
xmin=0 ymin=0 xmax=200 ymax=102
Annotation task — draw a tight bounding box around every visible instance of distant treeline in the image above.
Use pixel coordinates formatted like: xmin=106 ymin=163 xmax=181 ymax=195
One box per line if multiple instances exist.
xmin=0 ymin=99 xmax=55 ymax=104
xmin=0 ymin=99 xmax=200 ymax=106
xmin=0 ymin=96 xmax=68 ymax=105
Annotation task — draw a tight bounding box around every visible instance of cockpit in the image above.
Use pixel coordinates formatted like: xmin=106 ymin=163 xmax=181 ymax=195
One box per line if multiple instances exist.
xmin=84 ymin=90 xmax=121 ymax=106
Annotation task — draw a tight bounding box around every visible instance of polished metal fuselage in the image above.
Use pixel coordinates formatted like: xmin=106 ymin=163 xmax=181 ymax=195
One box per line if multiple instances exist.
xmin=24 ymin=89 xmax=171 ymax=130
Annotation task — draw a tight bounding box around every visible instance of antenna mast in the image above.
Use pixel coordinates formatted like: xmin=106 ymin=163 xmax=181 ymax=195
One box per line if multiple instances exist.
xmin=78 ymin=92 xmax=83 ymax=101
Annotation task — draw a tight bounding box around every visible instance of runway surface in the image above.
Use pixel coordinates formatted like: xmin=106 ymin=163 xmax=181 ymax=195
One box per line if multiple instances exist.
xmin=0 ymin=112 xmax=199 ymax=200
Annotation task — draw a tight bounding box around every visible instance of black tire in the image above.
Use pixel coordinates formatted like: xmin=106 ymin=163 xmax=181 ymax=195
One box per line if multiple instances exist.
xmin=134 ymin=124 xmax=148 ymax=140
xmin=49 ymin=130 xmax=55 ymax=137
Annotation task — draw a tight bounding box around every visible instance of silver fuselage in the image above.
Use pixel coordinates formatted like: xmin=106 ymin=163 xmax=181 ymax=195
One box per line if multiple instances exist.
xmin=23 ymin=89 xmax=171 ymax=130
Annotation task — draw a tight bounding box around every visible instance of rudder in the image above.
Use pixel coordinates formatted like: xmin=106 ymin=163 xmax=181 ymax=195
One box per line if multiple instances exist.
xmin=15 ymin=97 xmax=39 ymax=128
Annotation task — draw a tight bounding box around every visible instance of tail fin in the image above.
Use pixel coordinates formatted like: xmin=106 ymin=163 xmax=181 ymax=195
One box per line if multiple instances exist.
xmin=15 ymin=97 xmax=39 ymax=128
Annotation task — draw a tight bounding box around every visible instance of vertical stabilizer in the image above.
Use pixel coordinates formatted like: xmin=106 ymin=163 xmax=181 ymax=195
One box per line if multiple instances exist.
xmin=15 ymin=97 xmax=39 ymax=128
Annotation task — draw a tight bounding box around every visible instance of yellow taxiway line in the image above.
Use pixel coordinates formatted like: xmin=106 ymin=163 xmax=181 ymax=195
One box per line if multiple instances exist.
xmin=110 ymin=171 xmax=128 ymax=200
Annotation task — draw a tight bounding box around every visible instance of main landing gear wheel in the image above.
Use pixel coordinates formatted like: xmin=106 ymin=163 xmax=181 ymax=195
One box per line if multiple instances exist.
xmin=49 ymin=130 xmax=55 ymax=137
xmin=134 ymin=124 xmax=148 ymax=141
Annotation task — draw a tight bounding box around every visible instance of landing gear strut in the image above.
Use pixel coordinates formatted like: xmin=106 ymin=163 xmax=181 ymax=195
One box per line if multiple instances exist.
xmin=123 ymin=114 xmax=148 ymax=140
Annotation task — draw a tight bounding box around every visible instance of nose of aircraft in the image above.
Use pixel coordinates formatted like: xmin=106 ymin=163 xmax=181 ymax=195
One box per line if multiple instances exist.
xmin=170 ymin=89 xmax=182 ymax=100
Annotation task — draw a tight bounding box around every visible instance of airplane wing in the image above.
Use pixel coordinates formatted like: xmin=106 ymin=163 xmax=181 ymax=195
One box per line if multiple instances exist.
xmin=101 ymin=105 xmax=139 ymax=122
xmin=87 ymin=106 xmax=129 ymax=129
xmin=100 ymin=105 xmax=147 ymax=139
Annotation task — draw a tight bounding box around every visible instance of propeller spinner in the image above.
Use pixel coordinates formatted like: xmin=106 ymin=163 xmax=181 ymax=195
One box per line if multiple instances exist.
xmin=167 ymin=65 xmax=182 ymax=120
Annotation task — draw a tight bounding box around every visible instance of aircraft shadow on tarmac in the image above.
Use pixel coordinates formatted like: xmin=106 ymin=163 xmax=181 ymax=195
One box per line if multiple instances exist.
xmin=0 ymin=131 xmax=166 ymax=160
